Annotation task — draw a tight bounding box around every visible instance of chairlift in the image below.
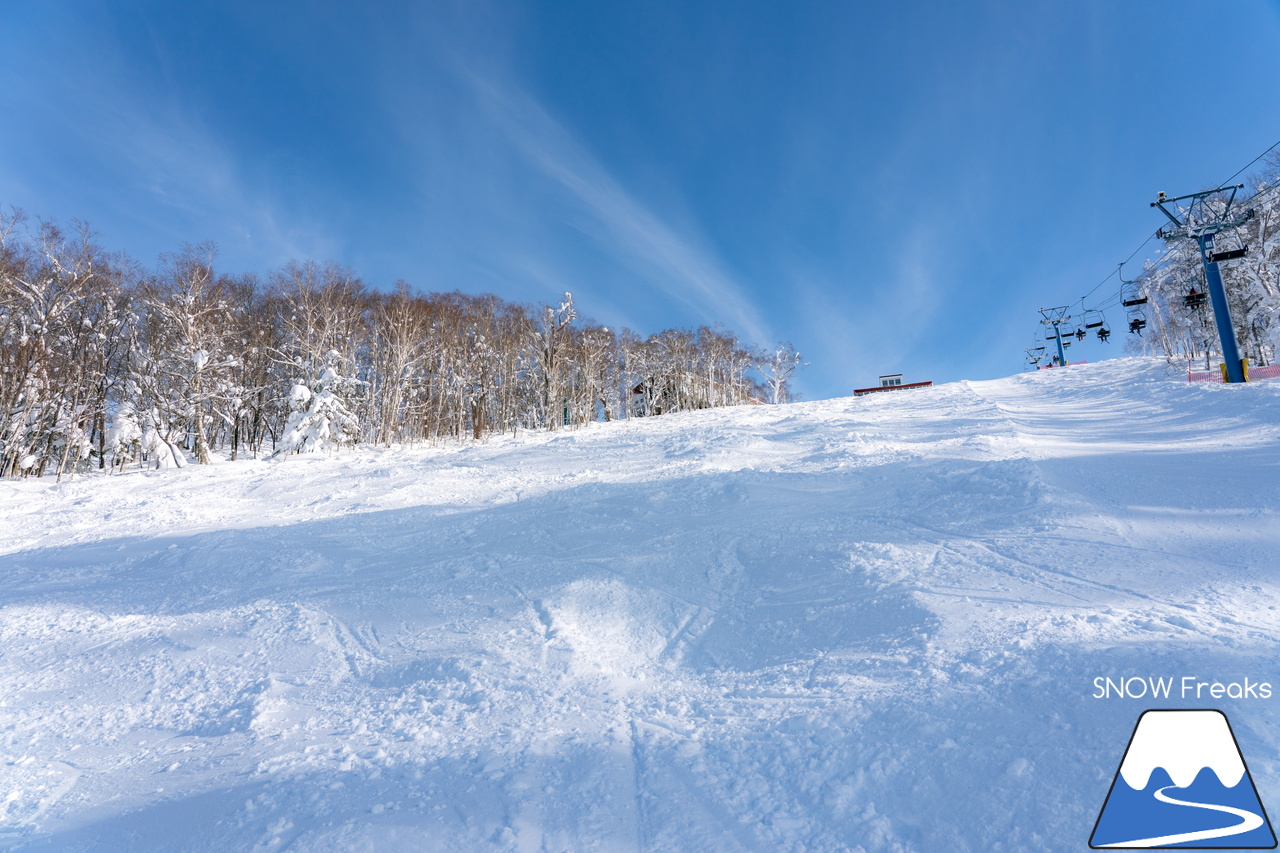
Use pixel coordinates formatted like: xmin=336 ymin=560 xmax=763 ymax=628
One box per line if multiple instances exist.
xmin=1074 ymin=328 xmax=1087 ymax=342
xmin=1097 ymin=325 xmax=1111 ymax=343
xmin=1119 ymin=261 xmax=1150 ymax=335
xmin=1082 ymin=310 xmax=1106 ymax=329
xmin=1209 ymin=245 xmax=1249 ymax=263
xmin=1118 ymin=260 xmax=1148 ymax=307
xmin=1208 ymin=227 xmax=1250 ymax=264
xmin=1184 ymin=288 xmax=1207 ymax=309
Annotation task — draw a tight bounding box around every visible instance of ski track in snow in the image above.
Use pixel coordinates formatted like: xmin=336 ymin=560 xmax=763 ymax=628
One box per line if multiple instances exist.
xmin=2 ymin=357 xmax=1280 ymax=851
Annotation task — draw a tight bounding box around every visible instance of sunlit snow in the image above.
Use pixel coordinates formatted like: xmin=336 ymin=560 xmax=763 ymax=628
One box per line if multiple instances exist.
xmin=2 ymin=357 xmax=1279 ymax=852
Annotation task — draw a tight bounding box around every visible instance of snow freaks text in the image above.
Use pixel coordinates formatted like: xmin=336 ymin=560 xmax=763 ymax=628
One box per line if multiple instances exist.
xmin=1092 ymin=676 xmax=1273 ymax=700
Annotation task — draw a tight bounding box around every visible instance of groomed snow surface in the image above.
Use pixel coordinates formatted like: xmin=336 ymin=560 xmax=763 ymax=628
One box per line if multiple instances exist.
xmin=3 ymin=357 xmax=1280 ymax=852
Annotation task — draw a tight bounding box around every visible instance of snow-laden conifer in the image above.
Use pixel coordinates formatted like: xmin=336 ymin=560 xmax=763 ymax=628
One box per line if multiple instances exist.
xmin=276 ymin=354 xmax=360 ymax=454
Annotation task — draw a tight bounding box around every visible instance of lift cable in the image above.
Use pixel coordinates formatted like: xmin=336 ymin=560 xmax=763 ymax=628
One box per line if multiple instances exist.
xmin=1217 ymin=136 xmax=1280 ymax=188
xmin=1079 ymin=137 xmax=1279 ymax=309
xmin=1032 ymin=139 xmax=1280 ymax=365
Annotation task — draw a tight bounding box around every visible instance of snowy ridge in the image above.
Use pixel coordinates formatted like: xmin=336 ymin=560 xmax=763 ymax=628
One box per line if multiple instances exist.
xmin=3 ymin=357 xmax=1280 ymax=852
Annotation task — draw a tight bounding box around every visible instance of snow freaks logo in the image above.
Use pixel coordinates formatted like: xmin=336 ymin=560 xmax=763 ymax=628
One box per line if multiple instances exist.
xmin=1090 ymin=710 xmax=1277 ymax=849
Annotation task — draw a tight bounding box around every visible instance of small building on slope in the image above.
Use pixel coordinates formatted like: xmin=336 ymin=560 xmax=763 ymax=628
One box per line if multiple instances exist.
xmin=853 ymin=374 xmax=933 ymax=397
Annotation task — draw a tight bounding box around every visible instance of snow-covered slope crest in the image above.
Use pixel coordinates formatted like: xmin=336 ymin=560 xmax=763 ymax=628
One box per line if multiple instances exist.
xmin=1119 ymin=710 xmax=1246 ymax=790
xmin=3 ymin=357 xmax=1280 ymax=852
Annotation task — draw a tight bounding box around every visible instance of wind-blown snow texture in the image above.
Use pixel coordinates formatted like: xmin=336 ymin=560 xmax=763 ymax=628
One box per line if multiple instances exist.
xmin=3 ymin=357 xmax=1280 ymax=852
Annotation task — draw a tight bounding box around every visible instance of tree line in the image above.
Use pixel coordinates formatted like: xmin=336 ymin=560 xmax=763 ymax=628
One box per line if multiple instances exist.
xmin=1124 ymin=156 xmax=1280 ymax=368
xmin=0 ymin=209 xmax=804 ymax=480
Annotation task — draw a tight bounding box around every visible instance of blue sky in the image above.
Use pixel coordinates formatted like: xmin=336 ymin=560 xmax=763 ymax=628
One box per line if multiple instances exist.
xmin=2 ymin=1 xmax=1279 ymax=399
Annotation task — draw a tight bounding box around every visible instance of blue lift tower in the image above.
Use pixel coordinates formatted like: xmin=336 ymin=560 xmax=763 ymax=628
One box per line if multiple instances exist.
xmin=1039 ymin=306 xmax=1072 ymax=367
xmin=1151 ymin=185 xmax=1256 ymax=383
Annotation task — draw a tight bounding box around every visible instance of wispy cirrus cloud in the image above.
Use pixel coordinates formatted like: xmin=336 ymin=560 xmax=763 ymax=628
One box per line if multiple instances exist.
xmin=108 ymin=110 xmax=339 ymax=268
xmin=777 ymin=218 xmax=952 ymax=394
xmin=470 ymin=77 xmax=772 ymax=344
xmin=0 ymin=14 xmax=337 ymax=273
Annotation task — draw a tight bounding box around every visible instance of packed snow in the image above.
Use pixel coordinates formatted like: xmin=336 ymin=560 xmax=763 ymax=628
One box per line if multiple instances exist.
xmin=3 ymin=357 xmax=1280 ymax=852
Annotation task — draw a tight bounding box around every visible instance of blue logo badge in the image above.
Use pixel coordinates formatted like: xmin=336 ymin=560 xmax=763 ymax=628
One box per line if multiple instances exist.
xmin=1091 ymin=709 xmax=1276 ymax=848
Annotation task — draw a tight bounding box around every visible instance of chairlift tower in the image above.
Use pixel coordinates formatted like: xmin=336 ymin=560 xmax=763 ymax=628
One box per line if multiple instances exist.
xmin=1038 ymin=306 xmax=1072 ymax=367
xmin=1151 ymin=185 xmax=1256 ymax=383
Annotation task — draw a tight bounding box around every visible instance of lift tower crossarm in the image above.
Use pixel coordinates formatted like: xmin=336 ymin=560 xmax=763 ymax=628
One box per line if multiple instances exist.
xmin=1151 ymin=184 xmax=1255 ymax=240
xmin=1150 ymin=184 xmax=1243 ymax=209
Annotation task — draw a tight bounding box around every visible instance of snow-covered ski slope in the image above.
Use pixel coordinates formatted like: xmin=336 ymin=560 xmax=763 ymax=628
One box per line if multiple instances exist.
xmin=3 ymin=357 xmax=1280 ymax=852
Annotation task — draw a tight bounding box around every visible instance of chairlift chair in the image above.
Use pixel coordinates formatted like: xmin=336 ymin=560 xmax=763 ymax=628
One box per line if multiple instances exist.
xmin=1184 ymin=288 xmax=1207 ymax=309
xmin=1121 ymin=263 xmax=1148 ymax=334
xmin=1097 ymin=325 xmax=1111 ymax=343
xmin=1082 ymin=310 xmax=1106 ymax=329
xmin=1118 ymin=261 xmax=1148 ymax=307
xmin=1209 ymin=245 xmax=1249 ymax=263
xmin=1208 ymin=228 xmax=1250 ymax=264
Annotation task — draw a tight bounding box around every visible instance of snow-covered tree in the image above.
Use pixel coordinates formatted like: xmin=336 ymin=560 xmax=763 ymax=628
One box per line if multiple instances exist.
xmin=2 ymin=207 xmax=786 ymax=476
xmin=103 ymin=399 xmax=142 ymax=472
xmin=276 ymin=353 xmax=360 ymax=454
xmin=536 ymin=292 xmax=576 ymax=429
xmin=758 ymin=341 xmax=806 ymax=404
xmin=117 ymin=243 xmax=245 ymax=469
xmin=0 ymin=214 xmax=129 ymax=480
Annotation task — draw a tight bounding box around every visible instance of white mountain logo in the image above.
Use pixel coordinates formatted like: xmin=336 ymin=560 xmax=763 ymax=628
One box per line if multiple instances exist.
xmin=1091 ymin=710 xmax=1276 ymax=848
